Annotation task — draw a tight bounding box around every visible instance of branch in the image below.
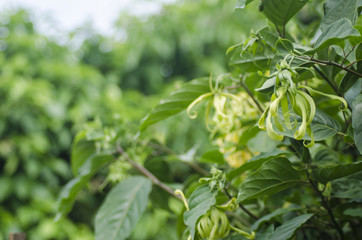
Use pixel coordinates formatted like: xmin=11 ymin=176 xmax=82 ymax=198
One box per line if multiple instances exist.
xmin=116 ymin=145 xmax=182 ymax=201
xmin=297 ymin=56 xmax=362 ymax=78
xmin=341 ymin=46 xmax=355 ymax=67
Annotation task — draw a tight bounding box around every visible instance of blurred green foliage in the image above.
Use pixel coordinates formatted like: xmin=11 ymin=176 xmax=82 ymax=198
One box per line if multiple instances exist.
xmin=0 ymin=1 xmax=262 ymax=239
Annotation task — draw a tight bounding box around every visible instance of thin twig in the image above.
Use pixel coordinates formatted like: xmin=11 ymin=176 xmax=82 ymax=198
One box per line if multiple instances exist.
xmin=116 ymin=145 xmax=182 ymax=201
xmin=305 ymin=167 xmax=344 ymax=240
xmin=341 ymin=46 xmax=355 ymax=67
xmin=345 ymin=59 xmax=362 ymax=68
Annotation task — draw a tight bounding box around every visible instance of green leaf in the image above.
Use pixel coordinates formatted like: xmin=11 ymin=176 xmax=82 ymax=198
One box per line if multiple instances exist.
xmin=269 ymin=214 xmax=314 ymax=240
xmin=56 ymin=153 xmax=113 ymax=219
xmin=199 ymin=149 xmax=225 ymax=164
xmin=331 ymin=171 xmax=362 ymax=198
xmin=343 ymin=208 xmax=362 ymax=218
xmin=184 ymin=185 xmax=217 ymax=240
xmin=320 ymin=0 xmax=359 ymax=31
xmin=274 ymin=109 xmax=342 ymax=141
xmin=352 ymin=94 xmax=362 ymax=154
xmin=290 ymin=139 xmax=311 ymax=163
xmin=312 ymin=161 xmax=362 ymax=184
xmin=236 ymin=0 xmax=255 ymax=9
xmin=275 ymin=38 xmax=294 ymax=54
xmin=237 ymin=158 xmax=301 ymax=203
xmin=314 ymin=18 xmax=360 ymax=51
xmin=251 ymin=207 xmax=303 ymax=231
xmin=140 ymin=77 xmax=210 ymax=131
xmin=256 ymin=77 xmax=276 ymax=93
xmin=227 ymin=149 xmax=290 ymax=180
xmin=95 ymin=176 xmax=152 ymax=240
xmin=71 ymin=131 xmax=97 ymax=175
xmin=261 ymin=0 xmax=308 ymax=27
xmin=228 ymin=49 xmax=271 ymax=72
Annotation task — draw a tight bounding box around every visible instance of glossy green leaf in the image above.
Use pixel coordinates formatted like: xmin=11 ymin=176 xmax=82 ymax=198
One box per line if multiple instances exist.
xmin=312 ymin=161 xmax=362 ymax=184
xmin=275 ymin=38 xmax=294 ymax=54
xmin=71 ymin=131 xmax=97 ymax=175
xmin=352 ymin=94 xmax=362 ymax=154
xmin=343 ymin=208 xmax=362 ymax=218
xmin=236 ymin=0 xmax=255 ymax=9
xmin=199 ymin=149 xmax=225 ymax=164
xmin=237 ymin=158 xmax=301 ymax=203
xmin=228 ymin=49 xmax=271 ymax=72
xmin=269 ymin=214 xmax=314 ymax=240
xmin=227 ymin=149 xmax=290 ymax=180
xmin=290 ymin=139 xmax=311 ymax=163
xmin=56 ymin=153 xmax=113 ymax=219
xmin=251 ymin=207 xmax=302 ymax=231
xmin=261 ymin=0 xmax=308 ymax=27
xmin=184 ymin=185 xmax=217 ymax=240
xmin=256 ymin=77 xmax=276 ymax=93
xmin=140 ymin=77 xmax=210 ymax=131
xmin=95 ymin=176 xmax=152 ymax=240
xmin=331 ymin=171 xmax=362 ymax=198
xmin=314 ymin=18 xmax=360 ymax=51
xmin=320 ymin=0 xmax=359 ymax=31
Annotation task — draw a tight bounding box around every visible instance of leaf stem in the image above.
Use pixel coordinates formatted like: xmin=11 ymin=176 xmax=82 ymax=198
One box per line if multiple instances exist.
xmin=305 ymin=167 xmax=344 ymax=240
xmin=116 ymin=145 xmax=183 ymax=201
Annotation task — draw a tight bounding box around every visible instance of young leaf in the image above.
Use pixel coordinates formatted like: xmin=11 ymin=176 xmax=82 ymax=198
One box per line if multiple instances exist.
xmin=56 ymin=153 xmax=113 ymax=219
xmin=236 ymin=0 xmax=255 ymax=9
xmin=314 ymin=18 xmax=360 ymax=51
xmin=251 ymin=207 xmax=303 ymax=231
xmin=140 ymin=77 xmax=210 ymax=131
xmin=275 ymin=38 xmax=294 ymax=54
xmin=71 ymin=131 xmax=97 ymax=175
xmin=261 ymin=0 xmax=308 ymax=27
xmin=352 ymin=94 xmax=362 ymax=154
xmin=269 ymin=214 xmax=314 ymax=240
xmin=312 ymin=161 xmax=362 ymax=184
xmin=228 ymin=48 xmax=271 ymax=72
xmin=227 ymin=150 xmax=290 ymax=180
xmin=199 ymin=149 xmax=225 ymax=165
xmin=184 ymin=185 xmax=217 ymax=240
xmin=95 ymin=176 xmax=152 ymax=240
xmin=237 ymin=158 xmax=301 ymax=203
xmin=331 ymin=171 xmax=362 ymax=198
xmin=320 ymin=0 xmax=359 ymax=31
